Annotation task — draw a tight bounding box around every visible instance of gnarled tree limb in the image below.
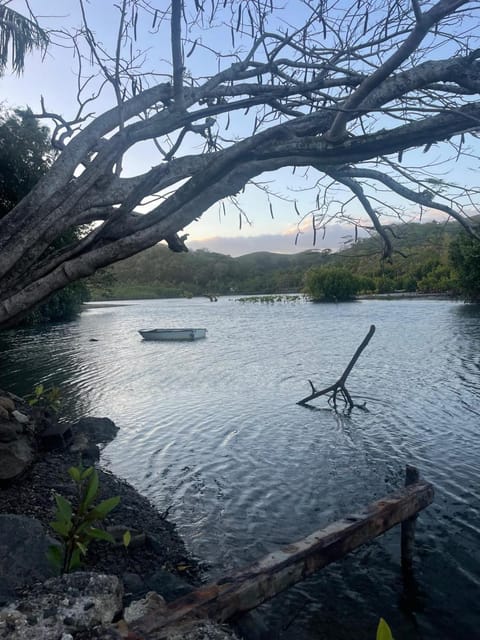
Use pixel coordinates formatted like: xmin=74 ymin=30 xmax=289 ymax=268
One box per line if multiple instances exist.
xmin=1 ymin=0 xmax=480 ymax=327
xmin=297 ymin=325 xmax=376 ymax=410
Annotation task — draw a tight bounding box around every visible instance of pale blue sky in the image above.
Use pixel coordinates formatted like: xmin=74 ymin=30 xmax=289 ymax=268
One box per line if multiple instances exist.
xmin=1 ymin=1 xmax=477 ymax=255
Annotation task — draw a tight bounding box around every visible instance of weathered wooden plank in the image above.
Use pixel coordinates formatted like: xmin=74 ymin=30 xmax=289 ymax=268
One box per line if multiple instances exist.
xmin=131 ymin=479 xmax=434 ymax=637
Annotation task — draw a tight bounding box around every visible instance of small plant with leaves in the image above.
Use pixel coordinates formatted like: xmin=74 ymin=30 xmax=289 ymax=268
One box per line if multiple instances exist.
xmin=28 ymin=383 xmax=61 ymax=413
xmin=48 ymin=463 xmax=120 ymax=574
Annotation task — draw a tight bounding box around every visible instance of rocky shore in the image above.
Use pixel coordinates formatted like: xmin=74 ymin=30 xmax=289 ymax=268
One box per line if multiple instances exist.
xmin=0 ymin=389 xmax=239 ymax=639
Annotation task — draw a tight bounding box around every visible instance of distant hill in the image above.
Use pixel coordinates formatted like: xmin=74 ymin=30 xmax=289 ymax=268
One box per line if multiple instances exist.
xmin=89 ymin=220 xmax=464 ymax=300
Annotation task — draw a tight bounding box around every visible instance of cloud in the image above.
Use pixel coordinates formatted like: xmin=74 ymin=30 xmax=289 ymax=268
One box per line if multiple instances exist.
xmin=188 ymin=224 xmax=367 ymax=256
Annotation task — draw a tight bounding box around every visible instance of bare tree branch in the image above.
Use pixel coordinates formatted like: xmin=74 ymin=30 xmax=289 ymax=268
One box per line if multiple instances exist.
xmin=1 ymin=0 xmax=480 ymax=326
xmin=171 ymin=0 xmax=184 ymax=110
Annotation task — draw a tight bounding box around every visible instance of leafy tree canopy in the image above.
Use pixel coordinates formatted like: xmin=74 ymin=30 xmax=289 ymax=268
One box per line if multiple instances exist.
xmin=91 ymin=220 xmax=461 ymax=300
xmin=0 ymin=108 xmax=53 ymax=214
xmin=0 ymin=107 xmax=88 ymax=323
xmin=450 ymin=233 xmax=480 ymax=302
xmin=0 ymin=3 xmax=48 ymax=74
xmin=304 ymin=266 xmax=360 ymax=302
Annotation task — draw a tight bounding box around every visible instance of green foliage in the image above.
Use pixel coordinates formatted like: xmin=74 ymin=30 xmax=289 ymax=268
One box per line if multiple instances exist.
xmin=27 ymin=384 xmax=61 ymax=413
xmin=88 ymin=220 xmax=471 ymax=301
xmin=304 ymin=266 xmax=360 ymax=302
xmin=0 ymin=108 xmax=53 ymax=214
xmin=337 ymin=221 xmax=459 ymax=295
xmin=86 ymin=222 xmax=480 ymax=299
xmin=21 ymin=280 xmax=90 ymax=325
xmin=48 ymin=463 xmax=120 ymax=574
xmin=91 ymin=245 xmax=331 ymax=299
xmin=376 ymin=618 xmax=394 ymax=640
xmin=450 ymin=232 xmax=480 ymax=302
xmin=123 ymin=529 xmax=132 ymax=548
xmin=0 ymin=107 xmax=89 ymax=324
xmin=237 ymin=294 xmax=304 ymax=303
xmin=0 ymin=5 xmax=48 ymax=74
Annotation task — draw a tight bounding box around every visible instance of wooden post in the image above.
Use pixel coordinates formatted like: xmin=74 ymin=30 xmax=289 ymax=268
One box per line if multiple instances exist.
xmin=401 ymin=465 xmax=420 ymax=572
xmin=130 ymin=477 xmax=434 ymax=637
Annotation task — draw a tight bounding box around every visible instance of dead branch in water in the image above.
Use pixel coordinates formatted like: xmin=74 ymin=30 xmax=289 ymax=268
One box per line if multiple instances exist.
xmin=297 ymin=324 xmax=376 ymax=410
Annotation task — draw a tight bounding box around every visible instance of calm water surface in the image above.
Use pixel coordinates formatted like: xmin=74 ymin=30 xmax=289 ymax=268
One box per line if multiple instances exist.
xmin=1 ymin=297 xmax=480 ymax=639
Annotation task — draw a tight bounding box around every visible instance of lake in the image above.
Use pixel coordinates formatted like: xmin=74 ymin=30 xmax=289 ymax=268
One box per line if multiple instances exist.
xmin=1 ymin=297 xmax=479 ymax=639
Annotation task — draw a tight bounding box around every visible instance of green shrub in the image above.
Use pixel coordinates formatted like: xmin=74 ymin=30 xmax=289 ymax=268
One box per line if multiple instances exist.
xmin=48 ymin=464 xmax=121 ymax=574
xmin=27 ymin=384 xmax=61 ymax=413
xmin=450 ymin=232 xmax=480 ymax=301
xmin=304 ymin=266 xmax=360 ymax=301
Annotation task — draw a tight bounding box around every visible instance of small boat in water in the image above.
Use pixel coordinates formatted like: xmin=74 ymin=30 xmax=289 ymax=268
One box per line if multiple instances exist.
xmin=138 ymin=328 xmax=207 ymax=341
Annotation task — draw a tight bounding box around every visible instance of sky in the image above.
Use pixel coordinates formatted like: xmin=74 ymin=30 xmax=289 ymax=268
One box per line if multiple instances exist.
xmin=0 ymin=0 xmax=475 ymax=256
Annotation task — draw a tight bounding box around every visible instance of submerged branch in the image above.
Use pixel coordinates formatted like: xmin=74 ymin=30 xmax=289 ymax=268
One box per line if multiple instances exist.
xmin=297 ymin=325 xmax=376 ymax=410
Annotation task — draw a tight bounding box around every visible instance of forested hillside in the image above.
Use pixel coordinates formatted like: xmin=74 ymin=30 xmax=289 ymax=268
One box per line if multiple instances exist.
xmin=90 ymin=220 xmax=470 ymax=300
xmin=338 ymin=220 xmax=460 ymax=294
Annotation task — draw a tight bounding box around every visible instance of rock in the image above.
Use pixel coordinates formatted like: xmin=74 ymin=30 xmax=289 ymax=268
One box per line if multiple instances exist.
xmin=0 ymin=515 xmax=55 ymax=604
xmin=0 ymin=572 xmax=123 ymax=639
xmin=72 ymin=417 xmax=119 ymax=444
xmin=11 ymin=411 xmax=29 ymax=426
xmin=144 ymin=569 xmax=195 ymax=602
xmin=122 ymin=572 xmax=145 ymax=598
xmin=121 ymin=567 xmax=195 ymax=604
xmin=0 ymin=421 xmax=22 ymax=443
xmin=0 ymin=407 xmax=9 ymax=421
xmin=69 ymin=432 xmax=100 ymax=461
xmin=0 ymin=438 xmax=34 ymax=481
xmin=0 ymin=397 xmax=15 ymax=413
xmin=232 ymin=609 xmax=271 ymax=640
xmin=125 ymin=604 xmax=241 ymax=640
xmin=123 ymin=590 xmax=167 ymax=624
xmin=162 ymin=620 xmax=241 ymax=640
xmin=40 ymin=422 xmax=73 ymax=451
xmin=2 ymin=391 xmax=23 ymax=404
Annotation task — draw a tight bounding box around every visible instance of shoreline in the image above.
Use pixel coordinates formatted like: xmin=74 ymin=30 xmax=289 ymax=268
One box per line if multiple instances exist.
xmin=0 ymin=393 xmax=241 ymax=638
xmin=0 ymin=437 xmax=201 ymax=599
xmin=2 ymin=447 xmax=199 ymax=573
xmin=0 ymin=394 xmax=210 ymax=636
xmin=86 ymin=291 xmax=458 ymax=303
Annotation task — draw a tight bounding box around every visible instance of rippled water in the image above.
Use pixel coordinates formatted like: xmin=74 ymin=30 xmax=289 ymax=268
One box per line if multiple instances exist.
xmin=1 ymin=297 xmax=480 ymax=639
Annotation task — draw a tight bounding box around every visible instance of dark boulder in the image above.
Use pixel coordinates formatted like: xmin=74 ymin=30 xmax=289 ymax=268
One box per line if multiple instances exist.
xmin=0 ymin=515 xmax=56 ymax=605
xmin=72 ymin=417 xmax=119 ymax=444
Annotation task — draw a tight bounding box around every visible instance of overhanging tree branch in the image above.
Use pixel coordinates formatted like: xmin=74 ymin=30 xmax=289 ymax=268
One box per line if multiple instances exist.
xmin=333 ymin=166 xmax=480 ymax=239
xmin=327 ymin=173 xmax=393 ymax=258
xmin=1 ymin=0 xmax=480 ymax=327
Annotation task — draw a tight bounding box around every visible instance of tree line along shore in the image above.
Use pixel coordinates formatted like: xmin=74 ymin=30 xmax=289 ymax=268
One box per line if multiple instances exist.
xmin=86 ymin=219 xmax=479 ymax=305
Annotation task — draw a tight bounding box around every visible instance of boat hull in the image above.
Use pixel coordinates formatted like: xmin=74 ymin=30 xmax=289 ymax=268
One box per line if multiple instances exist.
xmin=139 ymin=328 xmax=207 ymax=341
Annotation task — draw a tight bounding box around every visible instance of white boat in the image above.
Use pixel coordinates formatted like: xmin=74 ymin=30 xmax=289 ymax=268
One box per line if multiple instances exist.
xmin=138 ymin=328 xmax=207 ymax=341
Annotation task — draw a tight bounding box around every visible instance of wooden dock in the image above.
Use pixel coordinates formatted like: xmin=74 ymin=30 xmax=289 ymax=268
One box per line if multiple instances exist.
xmin=129 ymin=466 xmax=434 ymax=638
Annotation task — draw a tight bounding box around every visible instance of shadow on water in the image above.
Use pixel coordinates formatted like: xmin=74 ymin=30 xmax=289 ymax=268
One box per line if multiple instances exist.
xmin=453 ymin=302 xmax=480 ymax=318
xmin=0 ymin=321 xmax=92 ymax=417
xmin=400 ymin=567 xmax=428 ymax=615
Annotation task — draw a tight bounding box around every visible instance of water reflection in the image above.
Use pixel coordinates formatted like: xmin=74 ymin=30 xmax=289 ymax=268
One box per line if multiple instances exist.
xmin=0 ymin=323 xmax=91 ymax=417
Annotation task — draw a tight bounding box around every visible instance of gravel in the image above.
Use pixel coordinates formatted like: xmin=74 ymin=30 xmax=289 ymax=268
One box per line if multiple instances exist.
xmin=0 ymin=447 xmax=200 ymax=591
